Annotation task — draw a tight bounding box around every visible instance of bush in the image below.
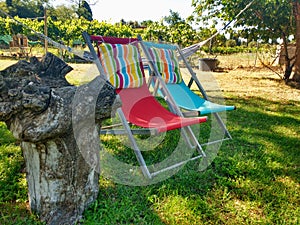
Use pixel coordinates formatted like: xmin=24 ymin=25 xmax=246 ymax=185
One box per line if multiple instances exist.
xmin=225 ymin=39 xmax=237 ymax=47
xmin=248 ymin=41 xmax=258 ymax=48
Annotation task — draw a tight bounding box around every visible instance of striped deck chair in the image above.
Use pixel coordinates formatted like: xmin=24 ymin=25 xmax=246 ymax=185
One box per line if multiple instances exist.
xmin=139 ymin=38 xmax=236 ymax=144
xmin=82 ymin=32 xmax=208 ymax=179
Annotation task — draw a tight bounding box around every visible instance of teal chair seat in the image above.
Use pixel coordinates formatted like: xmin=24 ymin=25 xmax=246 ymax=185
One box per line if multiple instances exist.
xmin=166 ymin=81 xmax=236 ymax=115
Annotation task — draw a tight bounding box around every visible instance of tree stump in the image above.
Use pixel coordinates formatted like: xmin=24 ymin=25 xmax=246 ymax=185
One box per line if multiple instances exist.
xmin=0 ymin=53 xmax=121 ymax=224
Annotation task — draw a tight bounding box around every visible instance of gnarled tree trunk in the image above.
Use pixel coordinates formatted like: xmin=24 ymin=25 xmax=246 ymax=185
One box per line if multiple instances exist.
xmin=0 ymin=53 xmax=121 ymax=224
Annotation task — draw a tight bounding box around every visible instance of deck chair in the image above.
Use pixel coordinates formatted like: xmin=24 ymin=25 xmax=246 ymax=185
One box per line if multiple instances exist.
xmin=138 ymin=38 xmax=236 ymax=144
xmin=82 ymin=32 xmax=208 ymax=179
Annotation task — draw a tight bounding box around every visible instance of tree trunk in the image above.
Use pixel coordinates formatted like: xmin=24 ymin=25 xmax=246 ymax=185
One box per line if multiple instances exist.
xmin=281 ymin=31 xmax=294 ymax=81
xmin=0 ymin=53 xmax=121 ymax=224
xmin=292 ymin=0 xmax=300 ymax=82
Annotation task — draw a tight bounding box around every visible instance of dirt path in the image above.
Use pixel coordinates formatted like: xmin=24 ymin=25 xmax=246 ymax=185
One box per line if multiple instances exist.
xmin=215 ymin=68 xmax=300 ymax=102
xmin=1 ymin=59 xmax=299 ymax=102
xmin=0 ymin=59 xmax=18 ymax=70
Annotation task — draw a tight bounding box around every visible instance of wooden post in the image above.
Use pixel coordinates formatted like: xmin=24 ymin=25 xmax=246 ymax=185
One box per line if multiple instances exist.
xmin=44 ymin=7 xmax=48 ymax=53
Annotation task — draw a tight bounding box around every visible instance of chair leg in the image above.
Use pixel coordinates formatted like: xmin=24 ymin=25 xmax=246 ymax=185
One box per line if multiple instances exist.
xmin=212 ymin=112 xmax=232 ymax=139
xmin=116 ymin=108 xmax=207 ymax=179
xmin=182 ymin=126 xmax=206 ymax=157
xmin=116 ymin=108 xmax=152 ymax=179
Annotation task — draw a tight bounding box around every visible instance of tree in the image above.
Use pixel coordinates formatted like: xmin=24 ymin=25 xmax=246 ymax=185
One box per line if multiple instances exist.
xmin=0 ymin=1 xmax=9 ymax=15
xmin=49 ymin=4 xmax=77 ymax=21
xmin=5 ymin=0 xmax=12 ymax=7
xmin=67 ymin=0 xmax=96 ymax=21
xmin=142 ymin=20 xmax=198 ymax=47
xmin=142 ymin=10 xmax=199 ymax=47
xmin=77 ymin=0 xmax=93 ymax=21
xmin=292 ymin=0 xmax=300 ymax=82
xmin=5 ymin=0 xmax=49 ymax=18
xmin=164 ymin=10 xmax=185 ymax=26
xmin=141 ymin=20 xmax=154 ymax=27
xmin=198 ymin=26 xmax=227 ymax=48
xmin=191 ymin=0 xmax=300 ymax=83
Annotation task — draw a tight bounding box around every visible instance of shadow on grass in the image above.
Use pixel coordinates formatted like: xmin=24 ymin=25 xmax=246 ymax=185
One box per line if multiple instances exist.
xmin=0 ymin=95 xmax=299 ymax=224
xmin=214 ymin=96 xmax=299 ymax=186
xmin=85 ymin=95 xmax=299 ymax=224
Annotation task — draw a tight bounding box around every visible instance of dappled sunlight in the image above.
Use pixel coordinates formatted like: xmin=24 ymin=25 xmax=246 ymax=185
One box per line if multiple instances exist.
xmin=150 ymin=194 xmax=202 ymax=225
xmin=214 ymin=68 xmax=300 ymax=102
xmin=265 ymin=158 xmax=285 ymax=171
xmin=66 ymin=63 xmax=99 ymax=85
xmin=200 ymin=186 xmax=268 ymax=224
xmin=99 ymin=176 xmax=116 ymax=189
xmin=276 ymin=176 xmax=300 ymax=190
xmin=271 ymin=124 xmax=299 ymax=139
xmin=229 ymin=199 xmax=266 ymax=221
xmin=0 ymin=60 xmax=18 ymax=70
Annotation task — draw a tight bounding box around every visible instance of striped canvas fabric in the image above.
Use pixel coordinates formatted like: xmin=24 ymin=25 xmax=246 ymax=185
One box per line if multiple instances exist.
xmin=98 ymin=43 xmax=144 ymax=89
xmin=148 ymin=47 xmax=182 ymax=84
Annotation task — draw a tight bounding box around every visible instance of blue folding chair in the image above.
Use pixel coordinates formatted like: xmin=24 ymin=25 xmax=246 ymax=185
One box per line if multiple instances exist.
xmin=139 ymin=39 xmax=236 ymax=144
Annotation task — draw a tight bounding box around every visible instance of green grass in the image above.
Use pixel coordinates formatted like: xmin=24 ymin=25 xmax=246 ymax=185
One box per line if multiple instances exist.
xmin=0 ymin=123 xmax=42 ymax=224
xmin=0 ymin=76 xmax=299 ymax=224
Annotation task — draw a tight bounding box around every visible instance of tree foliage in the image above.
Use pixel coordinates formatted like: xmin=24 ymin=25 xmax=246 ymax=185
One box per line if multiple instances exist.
xmin=49 ymin=4 xmax=77 ymax=21
xmin=164 ymin=10 xmax=185 ymax=26
xmin=5 ymin=0 xmax=49 ymax=18
xmin=77 ymin=0 xmax=93 ymax=21
xmin=0 ymin=1 xmax=232 ymax=54
xmin=65 ymin=0 xmax=94 ymax=21
xmin=0 ymin=16 xmax=135 ymax=45
xmin=141 ymin=10 xmax=200 ymax=47
xmin=192 ymin=0 xmax=300 ymax=82
xmin=192 ymin=0 xmax=294 ymax=42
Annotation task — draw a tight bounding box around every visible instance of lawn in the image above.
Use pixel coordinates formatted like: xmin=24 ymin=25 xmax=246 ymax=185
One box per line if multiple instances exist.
xmin=0 ymin=57 xmax=299 ymax=224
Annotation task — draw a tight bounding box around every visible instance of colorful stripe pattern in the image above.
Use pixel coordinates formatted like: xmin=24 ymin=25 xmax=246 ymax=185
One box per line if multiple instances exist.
xmin=98 ymin=43 xmax=144 ymax=89
xmin=148 ymin=47 xmax=182 ymax=84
